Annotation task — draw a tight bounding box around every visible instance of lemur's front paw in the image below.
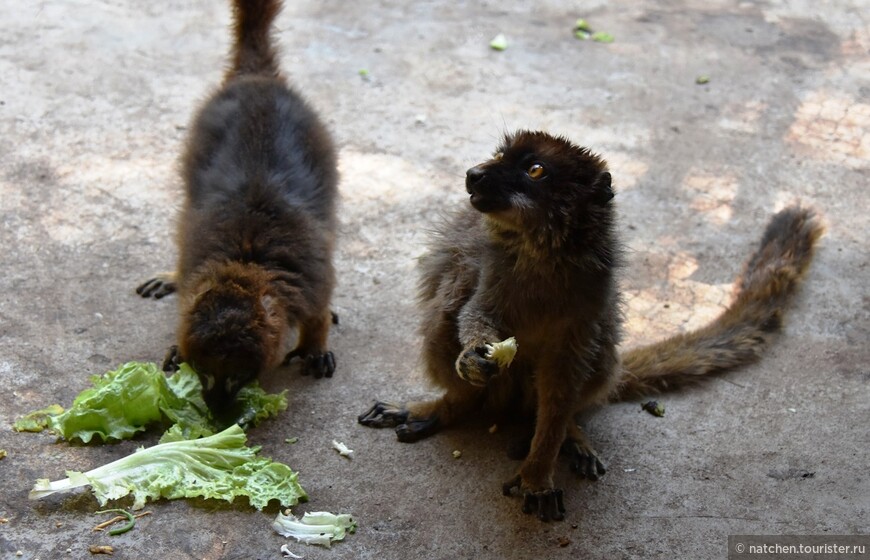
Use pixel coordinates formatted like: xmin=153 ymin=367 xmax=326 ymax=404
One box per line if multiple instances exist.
xmin=394 ymin=415 xmax=440 ymax=443
xmin=455 ymin=346 xmax=499 ymax=386
xmin=284 ymin=349 xmax=336 ymax=378
xmin=358 ymin=401 xmax=409 ymax=428
xmin=303 ymin=351 xmax=336 ymax=378
xmin=357 ymin=401 xmax=440 ymax=443
xmin=502 ymin=475 xmax=566 ymax=522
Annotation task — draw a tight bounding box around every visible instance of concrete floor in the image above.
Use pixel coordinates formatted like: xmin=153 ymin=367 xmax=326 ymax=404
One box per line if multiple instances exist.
xmin=1 ymin=1 xmax=868 ymax=558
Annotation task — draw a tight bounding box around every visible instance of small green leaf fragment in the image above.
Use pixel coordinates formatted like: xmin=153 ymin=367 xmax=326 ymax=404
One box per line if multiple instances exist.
xmin=642 ymin=401 xmax=666 ymax=417
xmin=0 ymin=449 xmax=6 ymax=460
xmin=229 ymin=380 xmax=288 ymax=430
xmin=575 ymin=19 xmax=592 ymax=32
xmin=285 ymin=437 xmax=299 ymax=444
xmin=489 ymin=33 xmax=508 ymax=51
xmin=13 ymin=404 xmax=64 ymax=433
xmin=591 ymin=31 xmax=614 ymax=43
xmin=575 ymin=29 xmax=591 ymax=40
xmin=358 ymin=69 xmax=369 ymax=77
xmin=696 ymin=75 xmax=710 ymax=84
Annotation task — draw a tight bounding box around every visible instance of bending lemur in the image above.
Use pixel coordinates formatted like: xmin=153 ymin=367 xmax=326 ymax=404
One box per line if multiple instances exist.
xmin=359 ymin=130 xmax=823 ymax=521
xmin=137 ymin=0 xmax=338 ymax=412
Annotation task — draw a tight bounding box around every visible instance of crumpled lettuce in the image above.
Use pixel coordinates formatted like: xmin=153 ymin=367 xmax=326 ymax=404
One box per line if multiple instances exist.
xmin=50 ymin=361 xmax=196 ymax=442
xmin=14 ymin=362 xmax=287 ymax=443
xmin=232 ymin=382 xmax=290 ymax=429
xmin=30 ymin=425 xmax=307 ymax=510
xmin=273 ymin=511 xmax=357 ymax=548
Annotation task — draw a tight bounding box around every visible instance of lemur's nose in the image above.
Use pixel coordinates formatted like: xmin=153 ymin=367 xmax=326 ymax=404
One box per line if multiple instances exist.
xmin=466 ymin=166 xmax=485 ymax=185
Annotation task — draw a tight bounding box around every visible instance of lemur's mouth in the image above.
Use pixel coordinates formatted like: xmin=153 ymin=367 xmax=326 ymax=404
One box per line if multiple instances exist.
xmin=468 ymin=191 xmax=505 ymax=214
xmin=466 ymin=164 xmax=512 ymax=214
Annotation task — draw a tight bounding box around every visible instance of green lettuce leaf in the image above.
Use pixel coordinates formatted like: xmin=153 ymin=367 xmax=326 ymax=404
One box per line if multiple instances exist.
xmin=30 ymin=425 xmax=307 ymax=510
xmin=160 ymin=363 xmax=217 ymax=440
xmin=15 ymin=362 xmax=287 ymax=443
xmin=49 ymin=362 xmax=169 ymax=442
xmin=233 ymin=382 xmax=289 ymax=428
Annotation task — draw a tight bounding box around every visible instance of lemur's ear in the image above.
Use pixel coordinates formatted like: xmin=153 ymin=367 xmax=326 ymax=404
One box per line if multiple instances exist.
xmin=592 ymin=171 xmax=614 ymax=205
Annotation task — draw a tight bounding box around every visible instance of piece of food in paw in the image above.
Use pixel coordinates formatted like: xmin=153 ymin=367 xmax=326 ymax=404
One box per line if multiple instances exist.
xmin=484 ymin=336 xmax=518 ymax=368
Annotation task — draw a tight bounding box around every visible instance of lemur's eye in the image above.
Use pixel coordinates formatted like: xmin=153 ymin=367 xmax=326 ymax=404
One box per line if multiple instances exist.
xmin=528 ymin=163 xmax=545 ymax=179
xmin=493 ymin=152 xmax=504 ymax=161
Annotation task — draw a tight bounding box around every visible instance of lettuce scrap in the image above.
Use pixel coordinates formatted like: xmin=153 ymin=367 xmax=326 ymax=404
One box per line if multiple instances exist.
xmin=484 ymin=336 xmax=518 ymax=368
xmin=12 ymin=404 xmax=65 ymax=432
xmin=30 ymin=425 xmax=307 ymax=510
xmin=231 ymin=381 xmax=290 ymax=429
xmin=14 ymin=362 xmax=287 ymax=443
xmin=331 ymin=440 xmax=353 ymax=458
xmin=590 ymin=31 xmax=615 ymax=43
xmin=273 ymin=511 xmax=357 ymax=548
xmin=489 ymin=33 xmax=508 ymax=51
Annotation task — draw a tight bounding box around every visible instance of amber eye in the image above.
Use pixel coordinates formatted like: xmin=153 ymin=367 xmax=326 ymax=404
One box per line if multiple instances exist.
xmin=493 ymin=152 xmax=504 ymax=161
xmin=528 ymin=163 xmax=545 ymax=179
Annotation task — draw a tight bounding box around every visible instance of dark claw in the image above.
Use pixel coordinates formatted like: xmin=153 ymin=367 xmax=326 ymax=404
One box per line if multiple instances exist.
xmin=285 ymin=350 xmax=336 ymax=378
xmin=162 ymin=345 xmax=181 ymax=372
xmin=303 ymin=351 xmax=336 ymax=378
xmin=136 ymin=277 xmax=176 ymax=299
xmin=305 ymin=354 xmax=322 ymax=378
xmin=503 ymin=476 xmax=565 ymax=521
xmin=358 ymin=401 xmax=410 ymax=427
xmin=562 ymin=440 xmax=607 ymax=480
xmin=522 ymin=492 xmax=536 ymax=514
xmin=522 ymin=489 xmax=564 ymax=522
xmin=331 ymin=311 xmax=339 ymax=325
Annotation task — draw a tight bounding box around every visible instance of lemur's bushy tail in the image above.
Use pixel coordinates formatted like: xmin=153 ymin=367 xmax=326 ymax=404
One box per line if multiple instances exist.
xmin=612 ymin=206 xmax=824 ymax=401
xmin=227 ymin=0 xmax=282 ymax=79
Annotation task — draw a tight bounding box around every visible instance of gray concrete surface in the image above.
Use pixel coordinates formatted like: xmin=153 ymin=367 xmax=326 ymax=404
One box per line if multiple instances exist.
xmin=1 ymin=1 xmax=868 ymax=558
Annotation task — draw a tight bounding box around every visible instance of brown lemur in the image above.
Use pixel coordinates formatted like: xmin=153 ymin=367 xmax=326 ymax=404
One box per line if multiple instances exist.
xmin=136 ymin=0 xmax=339 ymax=413
xmin=359 ymin=130 xmax=824 ymax=521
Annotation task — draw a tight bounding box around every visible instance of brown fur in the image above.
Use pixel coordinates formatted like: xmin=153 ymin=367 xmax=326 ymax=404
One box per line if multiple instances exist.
xmin=137 ymin=0 xmax=338 ymax=412
xmin=359 ymin=130 xmax=823 ymax=521
xmin=615 ymin=205 xmax=824 ymax=399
